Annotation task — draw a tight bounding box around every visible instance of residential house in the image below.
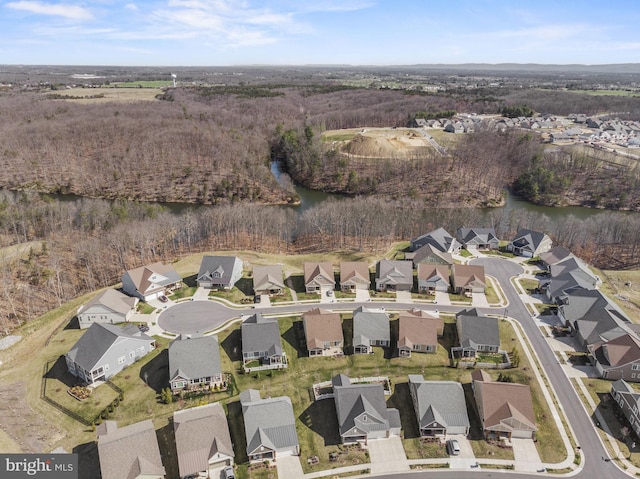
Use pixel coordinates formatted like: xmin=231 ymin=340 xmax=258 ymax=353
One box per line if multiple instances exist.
xmin=398 ymin=310 xmax=443 ymax=357
xmin=610 ymin=379 xmax=640 ymax=439
xmin=240 ymin=389 xmax=299 ymax=462
xmin=471 ymin=370 xmax=537 ymax=439
xmin=97 ymin=419 xmax=165 ymax=479
xmin=408 ymin=375 xmax=470 ymax=436
xmin=168 ymin=334 xmax=224 ymax=394
xmin=507 ymin=228 xmax=553 ymax=257
xmin=241 ymin=313 xmax=287 ymax=369
xmin=456 ymin=227 xmax=499 ymax=251
xmin=196 ymin=255 xmax=244 ymax=290
xmin=406 ymin=244 xmax=453 ymax=267
xmin=558 ymin=288 xmax=631 ymax=348
xmin=121 ymin=262 xmax=182 ymax=302
xmin=453 ymin=309 xmax=500 ymax=358
xmin=451 ymin=264 xmax=486 ymax=296
xmin=253 ymin=264 xmax=285 ymax=296
xmin=375 ymin=260 xmax=413 ymax=292
xmin=589 ymin=333 xmax=640 ymax=382
xmin=410 ymin=227 xmax=460 ymax=253
xmin=539 ymin=246 xmax=574 ymax=270
xmin=539 ymin=256 xmax=600 ymax=302
xmin=76 ymin=289 xmax=138 ymax=329
xmin=304 ymin=262 xmax=335 ymax=294
xmin=417 ymin=264 xmax=450 ymax=294
xmin=65 ymin=323 xmax=155 ymax=386
xmin=339 ymin=262 xmax=371 ymax=292
xmin=303 ymin=308 xmax=344 ymax=357
xmin=444 ymin=121 xmax=464 ymax=134
xmin=332 ymin=374 xmax=401 ymax=444
xmin=352 ymin=306 xmax=390 ymax=354
xmin=173 ymin=403 xmax=234 ymax=478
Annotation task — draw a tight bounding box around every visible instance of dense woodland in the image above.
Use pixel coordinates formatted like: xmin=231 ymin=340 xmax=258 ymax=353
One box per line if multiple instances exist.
xmin=3 ymin=68 xmax=640 ymax=334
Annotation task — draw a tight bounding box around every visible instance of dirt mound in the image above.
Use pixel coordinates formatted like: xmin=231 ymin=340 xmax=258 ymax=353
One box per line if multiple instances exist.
xmin=345 ymin=130 xmax=430 ymax=158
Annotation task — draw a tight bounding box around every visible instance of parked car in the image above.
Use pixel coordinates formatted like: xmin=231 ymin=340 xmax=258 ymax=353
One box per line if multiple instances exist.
xmin=222 ymin=465 xmax=236 ymax=479
xmin=447 ymin=439 xmax=460 ymax=456
xmin=254 ymin=295 xmax=261 ymax=303
xmin=326 ymin=290 xmax=334 ymax=297
xmin=137 ymin=324 xmax=150 ymax=332
xmin=158 ymin=295 xmax=168 ymax=303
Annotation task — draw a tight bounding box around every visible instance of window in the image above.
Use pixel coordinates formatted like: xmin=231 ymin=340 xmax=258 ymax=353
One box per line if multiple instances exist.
xmin=362 ymin=415 xmax=367 ymax=422
xmin=633 ymin=364 xmax=640 ymax=371
xmin=118 ymin=356 xmax=125 ymax=364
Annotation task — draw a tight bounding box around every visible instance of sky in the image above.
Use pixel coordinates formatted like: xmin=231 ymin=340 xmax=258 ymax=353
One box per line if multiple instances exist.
xmin=2 ymin=0 xmax=640 ymax=66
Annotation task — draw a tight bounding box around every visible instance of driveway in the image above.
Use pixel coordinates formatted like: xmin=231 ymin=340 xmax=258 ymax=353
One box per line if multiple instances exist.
xmin=511 ymin=438 xmax=543 ymax=472
xmin=396 ymin=291 xmax=412 ymax=303
xmin=275 ymin=454 xmax=304 ymax=479
xmin=355 ymin=288 xmax=371 ymax=302
xmin=434 ymin=290 xmax=450 ymax=305
xmin=367 ymin=436 xmax=409 ymax=474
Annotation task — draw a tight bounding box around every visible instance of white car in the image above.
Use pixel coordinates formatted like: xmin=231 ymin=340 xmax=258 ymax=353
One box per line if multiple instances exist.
xmin=222 ymin=465 xmax=235 ymax=479
xmin=447 ymin=439 xmax=460 ymax=456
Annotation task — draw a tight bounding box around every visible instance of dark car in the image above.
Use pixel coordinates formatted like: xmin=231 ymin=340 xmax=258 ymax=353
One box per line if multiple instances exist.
xmin=253 ymin=295 xmax=261 ymax=303
xmin=137 ymin=324 xmax=150 ymax=332
xmin=158 ymin=295 xmax=168 ymax=303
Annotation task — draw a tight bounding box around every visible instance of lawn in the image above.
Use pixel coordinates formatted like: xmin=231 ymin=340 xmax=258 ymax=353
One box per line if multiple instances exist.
xmin=209 ymin=286 xmax=251 ymax=304
xmin=485 ymin=283 xmax=500 ymax=305
xmin=137 ymin=302 xmax=156 ymax=314
xmin=170 ymin=286 xmax=197 ymax=300
xmin=517 ymin=278 xmax=540 ymax=293
xmin=448 ymin=293 xmax=472 ymax=303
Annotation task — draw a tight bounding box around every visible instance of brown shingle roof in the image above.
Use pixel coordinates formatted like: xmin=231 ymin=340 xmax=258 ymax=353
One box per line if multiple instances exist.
xmin=452 ymin=264 xmax=486 ymax=289
xmin=473 ymin=379 xmax=536 ymax=434
xmin=340 ymin=262 xmax=370 ymax=287
xmin=303 ymin=308 xmax=343 ymax=350
xmin=304 ymin=262 xmax=335 ymax=286
xmin=398 ymin=316 xmax=440 ymax=349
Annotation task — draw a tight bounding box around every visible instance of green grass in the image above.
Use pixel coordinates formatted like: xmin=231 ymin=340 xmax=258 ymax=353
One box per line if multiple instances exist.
xmin=111 ymin=81 xmax=172 ymax=88
xmin=485 ymin=284 xmax=500 ymax=305
xmin=269 ymin=289 xmax=294 ymax=303
xmin=137 ymin=302 xmax=156 ymax=314
xmin=170 ymin=286 xmax=197 ymax=300
xmin=459 ymin=249 xmax=473 ymax=258
xmin=448 ymin=293 xmax=472 ymax=303
xmin=209 ymin=287 xmax=250 ymax=304
xmin=518 ymin=278 xmax=539 ymax=293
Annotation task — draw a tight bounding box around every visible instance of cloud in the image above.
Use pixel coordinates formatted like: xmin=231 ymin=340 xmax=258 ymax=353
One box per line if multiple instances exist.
xmin=6 ymin=1 xmax=93 ymax=20
xmin=124 ymin=3 xmax=138 ymax=11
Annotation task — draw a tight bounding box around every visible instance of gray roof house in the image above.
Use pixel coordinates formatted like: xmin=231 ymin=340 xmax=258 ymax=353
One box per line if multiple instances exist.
xmin=539 ymin=246 xmax=574 ymax=270
xmin=453 ymin=309 xmax=500 ymax=358
xmin=241 ymin=313 xmax=287 ymax=370
xmin=253 ymin=264 xmax=285 ymax=296
xmin=456 ymin=227 xmax=499 ymax=251
xmin=168 ymin=335 xmax=224 ymax=394
xmin=375 ymin=260 xmax=413 ymax=292
xmin=65 ymin=323 xmax=155 ymax=386
xmin=611 ymin=379 xmax=640 ymax=439
xmin=507 ymin=228 xmax=552 ymax=257
xmin=558 ymin=289 xmax=631 ymax=348
xmin=121 ymin=262 xmax=182 ymax=302
xmin=340 ymin=262 xmax=371 ymax=292
xmin=408 ymin=375 xmax=470 ymax=436
xmin=332 ymin=374 xmax=401 ymax=444
xmin=173 ymin=403 xmax=234 ymax=478
xmin=76 ymin=289 xmax=138 ymax=329
xmin=196 ymin=255 xmax=244 ymax=290
xmin=240 ymin=389 xmax=299 ymax=463
xmin=406 ymin=244 xmax=453 ymax=267
xmin=353 ymin=306 xmax=390 ymax=354
xmin=410 ymin=227 xmax=461 ymax=253
xmin=97 ymin=419 xmax=165 ymax=479
xmin=417 ymin=264 xmax=450 ymax=294
xmin=304 ymin=262 xmax=335 ymax=294
xmin=539 ymin=256 xmax=600 ymax=302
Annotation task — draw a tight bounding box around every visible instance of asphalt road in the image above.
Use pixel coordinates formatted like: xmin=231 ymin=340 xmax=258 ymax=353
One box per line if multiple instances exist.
xmin=158 ymin=258 xmax=628 ymax=478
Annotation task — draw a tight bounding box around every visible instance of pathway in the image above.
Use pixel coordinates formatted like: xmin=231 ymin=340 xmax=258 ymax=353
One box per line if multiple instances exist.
xmin=367 ymin=437 xmax=410 ymax=474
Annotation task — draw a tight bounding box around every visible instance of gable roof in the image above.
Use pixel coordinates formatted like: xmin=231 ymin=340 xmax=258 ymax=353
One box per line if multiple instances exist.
xmin=173 ymin=403 xmax=233 ymax=478
xmin=303 ymin=308 xmax=343 ymax=350
xmin=124 ymin=262 xmax=181 ymax=293
xmin=197 ymin=256 xmax=242 ymax=285
xmin=408 ymin=244 xmax=453 ymax=265
xmin=410 ymin=227 xmax=460 ymax=253
xmin=353 ymin=306 xmax=390 ymax=346
xmin=253 ymin=265 xmax=285 ymax=291
xmin=332 ymin=375 xmax=393 ymax=436
xmin=408 ymin=375 xmax=470 ymax=430
xmin=77 ymin=289 xmax=137 ymax=316
xmin=456 ymin=310 xmax=499 ymax=349
xmin=398 ymin=315 xmax=442 ymax=349
xmin=473 ymin=378 xmax=536 ymax=434
xmin=169 ymin=335 xmax=222 ymax=383
xmin=97 ymin=420 xmax=165 ymax=479
xmin=456 ymin=227 xmax=499 ymax=246
xmin=540 ymin=246 xmax=574 ymax=267
xmin=510 ymin=228 xmax=550 ymax=252
xmin=591 ymin=333 xmax=640 ymax=368
xmin=376 ymin=260 xmax=413 ymax=286
xmin=240 ymin=389 xmax=298 ymax=454
xmin=304 ymin=262 xmax=335 ymax=287
xmin=417 ymin=264 xmax=450 ymax=284
xmin=66 ymin=323 xmax=154 ymax=372
xmin=544 ymin=256 xmax=599 ymax=299
xmin=241 ymin=314 xmax=282 ymax=357
xmin=340 ymin=262 xmax=371 ymax=287
xmin=452 ymin=264 xmax=486 ymax=289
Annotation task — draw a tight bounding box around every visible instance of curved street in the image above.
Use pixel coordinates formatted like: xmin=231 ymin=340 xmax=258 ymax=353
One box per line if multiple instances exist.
xmin=155 ymin=256 xmax=628 ymax=479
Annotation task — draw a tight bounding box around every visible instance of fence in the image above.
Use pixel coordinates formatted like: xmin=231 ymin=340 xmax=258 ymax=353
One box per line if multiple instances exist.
xmin=312 ymin=376 xmax=391 ymax=400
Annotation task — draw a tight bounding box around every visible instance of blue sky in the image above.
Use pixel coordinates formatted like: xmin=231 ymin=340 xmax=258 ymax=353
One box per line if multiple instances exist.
xmin=2 ymin=0 xmax=640 ymax=66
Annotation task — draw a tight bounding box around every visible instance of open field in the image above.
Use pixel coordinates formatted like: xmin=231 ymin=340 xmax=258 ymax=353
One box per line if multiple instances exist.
xmin=43 ymin=87 xmax=163 ymax=103
xmin=593 ymin=268 xmax=640 ymax=322
xmin=574 ymin=89 xmax=640 ymax=97
xmin=324 ymin=127 xmax=434 ymax=159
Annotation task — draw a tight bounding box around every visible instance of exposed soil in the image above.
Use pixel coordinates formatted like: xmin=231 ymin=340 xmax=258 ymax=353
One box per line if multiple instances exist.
xmin=343 ymin=128 xmax=432 ymax=158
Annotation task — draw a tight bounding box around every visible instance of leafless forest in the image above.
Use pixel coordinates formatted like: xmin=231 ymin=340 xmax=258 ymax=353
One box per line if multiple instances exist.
xmin=2 ymin=66 xmax=640 ymax=334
